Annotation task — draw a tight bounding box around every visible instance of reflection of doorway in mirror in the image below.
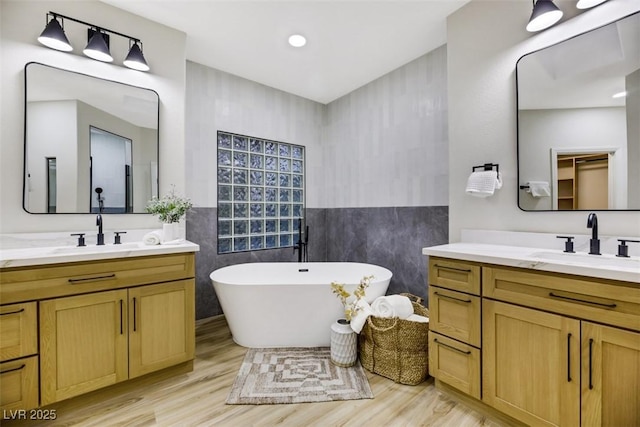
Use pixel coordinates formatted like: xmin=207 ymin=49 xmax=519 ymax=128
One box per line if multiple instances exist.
xmin=90 ymin=127 xmax=133 ymax=213
xmin=46 ymin=157 xmax=57 ymax=213
xmin=556 ymin=153 xmax=609 ymax=210
xmin=550 ymin=147 xmax=621 ymax=210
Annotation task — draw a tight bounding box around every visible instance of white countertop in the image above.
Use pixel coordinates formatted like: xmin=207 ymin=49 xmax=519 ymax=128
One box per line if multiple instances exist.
xmin=423 ymin=243 xmax=640 ymax=284
xmin=0 ymin=241 xmax=200 ymax=268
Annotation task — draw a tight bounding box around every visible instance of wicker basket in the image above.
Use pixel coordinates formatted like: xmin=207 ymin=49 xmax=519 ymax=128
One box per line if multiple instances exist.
xmin=358 ymin=293 xmax=429 ymax=385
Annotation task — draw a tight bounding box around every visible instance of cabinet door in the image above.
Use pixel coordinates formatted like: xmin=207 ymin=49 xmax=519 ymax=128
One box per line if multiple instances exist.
xmin=483 ymin=300 xmax=580 ymax=427
xmin=40 ymin=290 xmax=128 ymax=405
xmin=429 ymin=331 xmax=481 ymax=399
xmin=581 ymin=322 xmax=640 ymax=426
xmin=429 ymin=286 xmax=481 ymax=347
xmin=128 ymin=280 xmax=195 ymax=378
xmin=0 ymin=302 xmax=37 ymax=361
xmin=0 ymin=356 xmax=39 ymax=411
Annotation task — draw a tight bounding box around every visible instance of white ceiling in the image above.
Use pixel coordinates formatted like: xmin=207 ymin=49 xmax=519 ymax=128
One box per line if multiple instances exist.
xmin=101 ymin=0 xmax=470 ymax=104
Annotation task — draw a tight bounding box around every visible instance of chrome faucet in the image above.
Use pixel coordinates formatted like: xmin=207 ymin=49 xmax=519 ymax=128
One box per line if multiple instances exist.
xmin=96 ymin=214 xmax=105 ymax=246
xmin=587 ymin=212 xmax=600 ymax=255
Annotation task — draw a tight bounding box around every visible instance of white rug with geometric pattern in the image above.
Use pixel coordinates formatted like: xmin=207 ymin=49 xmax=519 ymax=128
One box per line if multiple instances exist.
xmin=225 ymin=347 xmax=373 ymax=405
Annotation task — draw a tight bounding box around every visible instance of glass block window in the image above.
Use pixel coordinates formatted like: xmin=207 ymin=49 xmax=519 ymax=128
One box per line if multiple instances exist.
xmin=217 ymin=131 xmax=305 ymax=253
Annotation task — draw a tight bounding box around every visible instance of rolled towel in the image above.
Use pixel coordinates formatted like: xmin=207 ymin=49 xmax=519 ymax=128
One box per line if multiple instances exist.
xmin=371 ymin=295 xmax=414 ymax=319
xmin=142 ymin=230 xmax=162 ymax=245
xmin=350 ymin=300 xmax=372 ymax=334
xmin=406 ymin=314 xmax=429 ymax=323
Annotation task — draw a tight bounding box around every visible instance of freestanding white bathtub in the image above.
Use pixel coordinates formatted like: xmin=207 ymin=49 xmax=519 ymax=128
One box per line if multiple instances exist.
xmin=210 ymin=262 xmax=392 ymax=347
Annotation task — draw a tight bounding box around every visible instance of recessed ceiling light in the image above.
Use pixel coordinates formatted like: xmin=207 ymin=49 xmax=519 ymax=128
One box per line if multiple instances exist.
xmin=612 ymin=91 xmax=627 ymax=99
xmin=288 ymin=34 xmax=306 ymax=48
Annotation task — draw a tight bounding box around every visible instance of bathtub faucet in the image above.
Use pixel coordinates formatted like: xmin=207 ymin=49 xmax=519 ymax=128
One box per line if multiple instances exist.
xmin=293 ymin=219 xmax=309 ymax=262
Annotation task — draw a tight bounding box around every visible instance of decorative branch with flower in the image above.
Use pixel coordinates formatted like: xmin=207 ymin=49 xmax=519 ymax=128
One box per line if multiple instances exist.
xmin=331 ymin=275 xmax=374 ymax=321
xmin=145 ymin=187 xmax=193 ymax=223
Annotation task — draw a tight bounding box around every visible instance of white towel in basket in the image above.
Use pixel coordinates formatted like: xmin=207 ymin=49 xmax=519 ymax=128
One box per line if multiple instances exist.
xmin=406 ymin=314 xmax=429 ymax=323
xmin=350 ymin=299 xmax=373 ymax=334
xmin=371 ymin=295 xmax=414 ymax=319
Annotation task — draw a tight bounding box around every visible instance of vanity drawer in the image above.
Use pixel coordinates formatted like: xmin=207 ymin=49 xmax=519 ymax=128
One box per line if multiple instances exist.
xmin=429 ymin=258 xmax=481 ymax=295
xmin=484 ymin=266 xmax=640 ymax=332
xmin=429 ymin=331 xmax=481 ymax=399
xmin=429 ymin=286 xmax=481 ymax=347
xmin=0 ymin=355 xmax=39 ymax=411
xmin=0 ymin=302 xmax=38 ymax=361
xmin=0 ymin=253 xmax=195 ymax=304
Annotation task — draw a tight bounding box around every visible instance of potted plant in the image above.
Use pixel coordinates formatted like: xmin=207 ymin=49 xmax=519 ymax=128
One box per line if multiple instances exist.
xmin=145 ymin=188 xmax=193 ymax=242
xmin=330 ymin=275 xmax=373 ymax=367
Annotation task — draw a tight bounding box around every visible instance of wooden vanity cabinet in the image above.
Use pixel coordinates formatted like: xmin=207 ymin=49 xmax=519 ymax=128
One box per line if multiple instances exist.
xmin=581 ymin=322 xmax=640 ymax=427
xmin=483 ymin=299 xmax=581 ymax=426
xmin=0 ymin=356 xmax=39 ymax=411
xmin=428 ymin=258 xmax=640 ymax=427
xmin=0 ymin=302 xmax=37 ymax=361
xmin=482 ymin=266 xmax=640 ymax=427
xmin=0 ymin=302 xmax=39 ymax=411
xmin=0 ymin=252 xmax=196 ymax=410
xmin=128 ymin=280 xmax=195 ymax=378
xmin=428 ymin=258 xmax=482 ymax=399
xmin=40 ymin=289 xmax=130 ymax=405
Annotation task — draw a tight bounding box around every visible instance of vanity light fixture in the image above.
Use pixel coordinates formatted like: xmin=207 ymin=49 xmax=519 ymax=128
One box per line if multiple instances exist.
xmin=37 ymin=11 xmax=150 ymax=72
xmin=37 ymin=13 xmax=73 ymax=52
xmin=576 ymin=0 xmax=608 ymax=9
xmin=83 ymin=29 xmax=113 ymax=62
xmin=123 ymin=41 xmax=150 ymax=71
xmin=526 ymin=0 xmax=563 ymax=32
xmin=288 ymin=34 xmax=307 ymax=47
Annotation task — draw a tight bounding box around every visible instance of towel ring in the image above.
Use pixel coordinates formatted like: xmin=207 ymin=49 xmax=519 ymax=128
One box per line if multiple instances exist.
xmin=472 ymin=163 xmax=499 ymax=174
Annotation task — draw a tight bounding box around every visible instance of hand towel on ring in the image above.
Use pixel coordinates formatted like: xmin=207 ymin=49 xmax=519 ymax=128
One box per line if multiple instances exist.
xmin=465 ymin=171 xmax=502 ymax=198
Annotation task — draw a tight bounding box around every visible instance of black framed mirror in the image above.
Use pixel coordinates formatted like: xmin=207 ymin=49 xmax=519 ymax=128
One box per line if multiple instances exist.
xmin=23 ymin=62 xmax=159 ymax=213
xmin=517 ymin=12 xmax=640 ymax=211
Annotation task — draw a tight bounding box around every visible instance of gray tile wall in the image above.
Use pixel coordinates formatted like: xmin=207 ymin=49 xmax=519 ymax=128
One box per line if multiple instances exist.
xmin=188 ymin=206 xmax=446 ymax=319
xmin=326 ymin=206 xmax=448 ymax=300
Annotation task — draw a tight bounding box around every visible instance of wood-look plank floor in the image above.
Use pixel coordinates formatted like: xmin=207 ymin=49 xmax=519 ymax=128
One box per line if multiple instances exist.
xmin=8 ymin=316 xmax=506 ymax=427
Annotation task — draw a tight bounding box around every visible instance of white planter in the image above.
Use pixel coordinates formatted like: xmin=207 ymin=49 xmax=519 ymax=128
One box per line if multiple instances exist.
xmin=330 ymin=319 xmax=358 ymax=367
xmin=162 ymin=222 xmax=179 ymax=243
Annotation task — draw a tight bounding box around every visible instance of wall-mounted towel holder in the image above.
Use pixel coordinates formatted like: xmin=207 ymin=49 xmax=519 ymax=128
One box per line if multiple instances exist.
xmin=473 ymin=163 xmax=499 ymax=174
xmin=519 ymin=184 xmax=530 ymax=190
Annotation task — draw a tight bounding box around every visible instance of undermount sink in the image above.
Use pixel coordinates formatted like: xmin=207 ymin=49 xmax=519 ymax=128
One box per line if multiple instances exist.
xmin=531 ymin=251 xmax=640 ymax=270
xmin=51 ymin=242 xmax=143 ymax=255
